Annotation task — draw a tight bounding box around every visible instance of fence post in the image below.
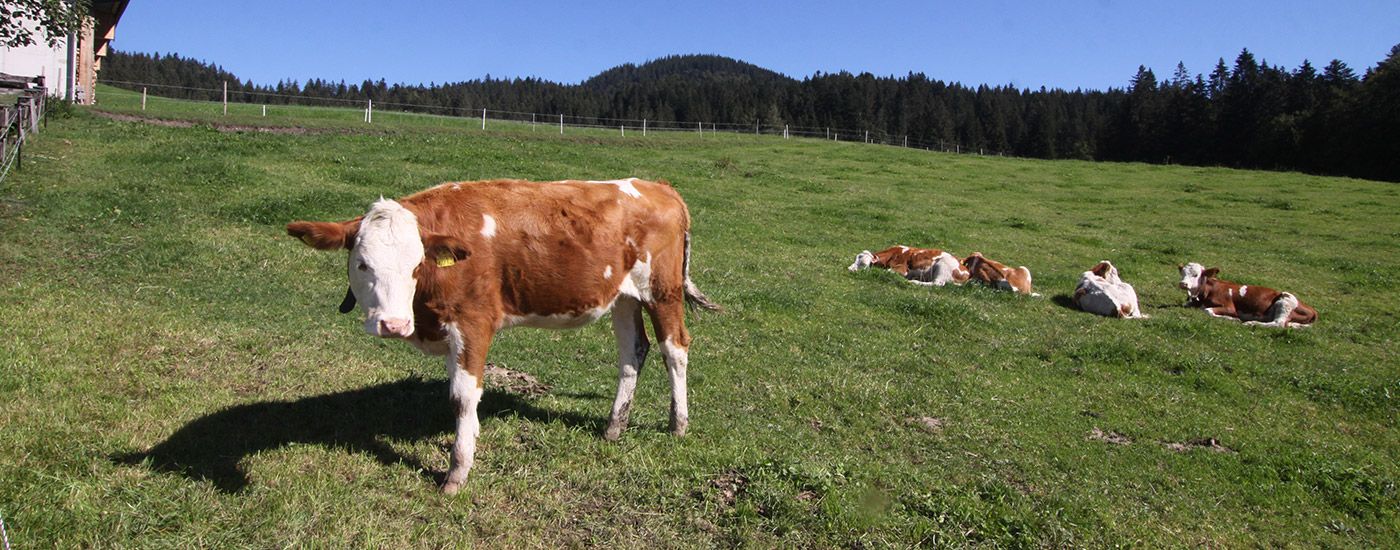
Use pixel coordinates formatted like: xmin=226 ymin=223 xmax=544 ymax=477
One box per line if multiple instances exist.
xmin=904 ymin=135 xmax=908 ymax=147
xmin=222 ymin=81 xmax=228 ymax=115
xmin=262 ymin=105 xmax=266 ymax=117
xmin=482 ymin=108 xmax=486 ymax=130
xmin=141 ymin=87 xmax=147 ymax=110
xmin=559 ymin=113 xmax=563 ymax=134
xmin=368 ymin=99 xmax=373 ymax=123
xmin=826 ymin=127 xmax=829 ymax=139
xmin=620 ymin=125 xmax=624 ymax=137
xmin=643 ymin=119 xmax=646 ymax=136
xmin=532 ymin=113 xmax=536 ymax=131
xmin=865 ymin=130 xmax=869 ymax=143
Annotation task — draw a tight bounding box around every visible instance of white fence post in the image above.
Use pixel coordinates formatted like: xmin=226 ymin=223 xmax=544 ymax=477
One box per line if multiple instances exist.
xmin=697 ymin=121 xmax=701 ymax=134
xmin=141 ymin=87 xmax=146 ymax=110
xmin=559 ymin=113 xmax=563 ymax=134
xmin=643 ymin=118 xmax=647 ymax=136
xmin=262 ymin=105 xmax=266 ymax=117
xmin=620 ymin=125 xmax=624 ymax=137
xmin=222 ymin=81 xmax=227 ymax=115
xmin=482 ymin=108 xmax=486 ymax=130
xmin=367 ymin=99 xmax=373 ymax=123
xmin=865 ymin=130 xmax=869 ymax=143
xmin=532 ymin=113 xmax=536 ymax=131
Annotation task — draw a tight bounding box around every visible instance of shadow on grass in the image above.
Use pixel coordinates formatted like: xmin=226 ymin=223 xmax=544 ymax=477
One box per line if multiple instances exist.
xmin=1050 ymin=294 xmax=1077 ymax=311
xmin=114 ymin=376 xmax=599 ymax=493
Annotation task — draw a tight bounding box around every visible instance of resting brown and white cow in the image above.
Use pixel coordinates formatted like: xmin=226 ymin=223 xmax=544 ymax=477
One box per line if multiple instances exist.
xmin=961 ymin=252 xmax=1039 ymax=296
xmin=1073 ymin=260 xmax=1146 ymax=318
xmin=1178 ymin=262 xmax=1316 ymax=328
xmin=847 ymin=245 xmax=970 ymax=286
xmin=287 ymin=178 xmax=719 ymax=494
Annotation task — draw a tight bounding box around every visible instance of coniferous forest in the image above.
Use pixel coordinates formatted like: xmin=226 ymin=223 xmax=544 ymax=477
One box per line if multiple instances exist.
xmin=102 ymin=46 xmax=1400 ymax=182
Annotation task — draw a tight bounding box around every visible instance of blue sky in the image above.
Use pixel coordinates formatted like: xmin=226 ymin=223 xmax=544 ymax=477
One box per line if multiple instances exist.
xmin=112 ymin=1 xmax=1398 ymax=90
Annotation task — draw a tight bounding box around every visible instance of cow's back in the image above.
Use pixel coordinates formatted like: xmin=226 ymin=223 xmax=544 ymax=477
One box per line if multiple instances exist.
xmin=401 ymin=179 xmax=689 ymax=323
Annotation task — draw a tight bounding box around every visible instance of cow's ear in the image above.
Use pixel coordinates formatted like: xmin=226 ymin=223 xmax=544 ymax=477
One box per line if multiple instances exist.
xmin=287 ymin=218 xmax=360 ymax=250
xmin=424 ymin=233 xmax=471 ymax=267
xmin=1176 ymin=263 xmax=1185 ymax=270
xmin=1202 ymin=267 xmax=1220 ymax=279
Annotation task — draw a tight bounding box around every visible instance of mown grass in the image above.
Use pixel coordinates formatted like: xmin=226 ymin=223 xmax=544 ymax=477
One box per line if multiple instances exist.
xmin=0 ymin=95 xmax=1396 ymax=547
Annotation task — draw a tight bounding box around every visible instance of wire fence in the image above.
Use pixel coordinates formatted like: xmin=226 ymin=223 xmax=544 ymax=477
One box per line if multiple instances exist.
xmin=0 ymin=75 xmax=48 ymax=186
xmin=97 ymin=79 xmax=1004 ymax=155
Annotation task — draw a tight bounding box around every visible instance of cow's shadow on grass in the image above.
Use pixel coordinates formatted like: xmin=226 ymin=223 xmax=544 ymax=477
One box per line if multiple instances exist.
xmin=114 ymin=376 xmax=598 ymax=493
xmin=1050 ymin=294 xmax=1077 ymax=311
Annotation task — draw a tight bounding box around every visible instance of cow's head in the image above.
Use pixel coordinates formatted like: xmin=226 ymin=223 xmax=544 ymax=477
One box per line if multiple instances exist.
xmin=1177 ymin=262 xmax=1218 ymax=295
xmin=287 ymin=199 xmax=469 ymax=339
xmin=1090 ymin=260 xmax=1119 ymax=283
xmin=848 ymin=250 xmax=875 ymax=272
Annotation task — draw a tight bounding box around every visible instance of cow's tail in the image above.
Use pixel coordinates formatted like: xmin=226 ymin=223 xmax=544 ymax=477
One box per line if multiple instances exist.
xmin=683 ymin=231 xmax=722 ymax=312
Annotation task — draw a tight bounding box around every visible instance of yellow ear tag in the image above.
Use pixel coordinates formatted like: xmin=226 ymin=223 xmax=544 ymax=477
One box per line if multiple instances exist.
xmin=435 ymin=253 xmax=456 ymax=268
xmin=301 ymin=234 xmax=316 ymax=246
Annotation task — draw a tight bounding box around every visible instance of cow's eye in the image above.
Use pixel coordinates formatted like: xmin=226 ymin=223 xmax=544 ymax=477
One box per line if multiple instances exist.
xmin=357 ymin=261 xmax=369 ymax=272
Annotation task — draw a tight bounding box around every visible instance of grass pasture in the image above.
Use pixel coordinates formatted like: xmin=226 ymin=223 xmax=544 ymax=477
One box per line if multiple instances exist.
xmin=0 ymin=97 xmax=1397 ymax=547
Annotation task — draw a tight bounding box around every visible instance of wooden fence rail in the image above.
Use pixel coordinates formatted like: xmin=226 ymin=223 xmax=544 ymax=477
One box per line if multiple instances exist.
xmin=0 ymin=74 xmax=47 ymax=185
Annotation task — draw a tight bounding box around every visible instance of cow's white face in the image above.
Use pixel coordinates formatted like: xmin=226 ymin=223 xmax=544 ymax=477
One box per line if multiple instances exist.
xmin=848 ymin=250 xmax=874 ymax=272
xmin=1178 ymin=262 xmax=1205 ymax=294
xmin=349 ymin=199 xmax=425 ymax=338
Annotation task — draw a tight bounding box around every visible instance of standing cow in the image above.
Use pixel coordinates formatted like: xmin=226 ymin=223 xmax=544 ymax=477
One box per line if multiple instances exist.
xmin=287 ymin=178 xmax=719 ymax=494
xmin=848 ymin=245 xmax=970 ymax=286
xmin=1177 ymin=262 xmax=1316 ymax=328
xmin=1072 ymin=260 xmax=1146 ymax=318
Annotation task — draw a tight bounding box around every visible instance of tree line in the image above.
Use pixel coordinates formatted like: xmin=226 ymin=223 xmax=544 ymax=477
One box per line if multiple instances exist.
xmin=101 ymin=47 xmax=1399 ymax=181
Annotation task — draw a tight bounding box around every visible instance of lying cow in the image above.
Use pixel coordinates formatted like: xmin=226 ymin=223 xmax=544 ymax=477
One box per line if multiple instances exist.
xmin=287 ymin=178 xmax=719 ymax=494
xmin=1178 ymin=262 xmax=1316 ymax=328
xmin=847 ymin=245 xmax=969 ymax=286
xmin=961 ymin=252 xmax=1039 ymax=296
xmin=1072 ymin=260 xmax=1146 ymax=318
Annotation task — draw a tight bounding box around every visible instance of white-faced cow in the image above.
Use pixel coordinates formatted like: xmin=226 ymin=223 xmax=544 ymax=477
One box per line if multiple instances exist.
xmin=961 ymin=252 xmax=1039 ymax=296
xmin=1177 ymin=262 xmax=1316 ymax=328
xmin=848 ymin=245 xmax=970 ymax=286
xmin=287 ymin=178 xmax=719 ymax=494
xmin=1072 ymin=260 xmax=1146 ymax=319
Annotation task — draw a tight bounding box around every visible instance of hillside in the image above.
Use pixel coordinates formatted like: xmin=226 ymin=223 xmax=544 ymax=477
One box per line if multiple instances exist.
xmin=101 ymin=46 xmax=1400 ymax=181
xmin=0 ymin=98 xmax=1395 ymax=546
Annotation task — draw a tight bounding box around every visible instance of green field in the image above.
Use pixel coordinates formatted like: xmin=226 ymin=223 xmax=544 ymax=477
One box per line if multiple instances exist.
xmin=0 ymin=94 xmax=1396 ymax=547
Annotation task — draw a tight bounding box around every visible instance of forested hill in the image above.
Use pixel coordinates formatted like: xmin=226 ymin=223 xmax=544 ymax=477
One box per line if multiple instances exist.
xmin=101 ymin=49 xmax=1400 ymax=182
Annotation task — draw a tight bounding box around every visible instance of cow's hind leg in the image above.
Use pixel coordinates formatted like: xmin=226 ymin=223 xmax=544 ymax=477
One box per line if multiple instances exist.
xmin=443 ymin=321 xmax=492 ymax=495
xmin=647 ymin=299 xmax=692 ymax=436
xmin=605 ymin=296 xmax=649 ymax=441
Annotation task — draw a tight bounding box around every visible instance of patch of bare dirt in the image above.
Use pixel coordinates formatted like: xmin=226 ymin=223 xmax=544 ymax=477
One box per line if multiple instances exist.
xmin=92 ymin=110 xmax=336 ymax=135
xmin=906 ymin=416 xmax=945 ymax=433
xmin=484 ymin=363 xmax=551 ymax=397
xmin=1087 ymin=427 xmax=1133 ymax=445
xmin=707 ymin=470 xmax=749 ymax=507
xmin=1163 ymin=437 xmax=1234 ymax=453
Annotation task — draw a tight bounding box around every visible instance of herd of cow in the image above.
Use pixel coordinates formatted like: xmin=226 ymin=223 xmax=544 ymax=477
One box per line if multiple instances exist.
xmin=847 ymin=244 xmax=1318 ymax=327
xmin=284 ymin=178 xmax=1315 ymax=493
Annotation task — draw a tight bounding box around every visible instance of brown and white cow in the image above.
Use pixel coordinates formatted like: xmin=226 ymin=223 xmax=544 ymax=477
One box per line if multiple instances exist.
xmin=287 ymin=178 xmax=719 ymax=494
xmin=847 ymin=245 xmax=970 ymax=286
xmin=1073 ymin=260 xmax=1146 ymax=318
xmin=961 ymin=252 xmax=1039 ymax=296
xmin=1177 ymin=262 xmax=1316 ymax=328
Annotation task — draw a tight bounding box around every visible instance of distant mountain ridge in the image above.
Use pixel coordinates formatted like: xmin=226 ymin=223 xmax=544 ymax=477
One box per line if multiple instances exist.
xmin=582 ymin=54 xmax=795 ymax=90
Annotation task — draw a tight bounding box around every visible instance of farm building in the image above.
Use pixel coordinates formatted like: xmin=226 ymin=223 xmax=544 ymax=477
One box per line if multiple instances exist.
xmin=0 ymin=0 xmax=130 ymax=104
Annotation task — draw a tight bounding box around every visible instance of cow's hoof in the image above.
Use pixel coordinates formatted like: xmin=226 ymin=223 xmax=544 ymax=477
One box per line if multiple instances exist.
xmin=603 ymin=424 xmax=625 ymax=441
xmin=442 ymin=481 xmax=462 ymax=495
xmin=670 ymin=418 xmax=689 ymax=437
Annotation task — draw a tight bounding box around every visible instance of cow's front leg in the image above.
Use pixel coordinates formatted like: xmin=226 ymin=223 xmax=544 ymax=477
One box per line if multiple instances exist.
xmin=605 ymin=296 xmax=649 ymax=441
xmin=1204 ymin=306 xmax=1238 ymax=320
xmin=442 ymin=320 xmax=492 ymax=495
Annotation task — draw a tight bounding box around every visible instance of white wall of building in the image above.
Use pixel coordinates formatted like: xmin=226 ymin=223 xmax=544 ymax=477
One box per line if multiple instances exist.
xmin=0 ymin=17 xmax=75 ymax=99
